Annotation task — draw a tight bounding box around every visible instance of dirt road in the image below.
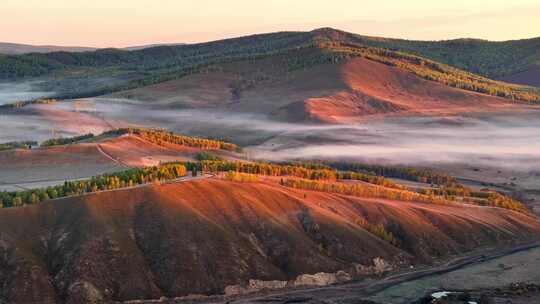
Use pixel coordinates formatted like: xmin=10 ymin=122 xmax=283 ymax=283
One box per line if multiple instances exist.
xmin=223 ymin=241 xmax=540 ymax=304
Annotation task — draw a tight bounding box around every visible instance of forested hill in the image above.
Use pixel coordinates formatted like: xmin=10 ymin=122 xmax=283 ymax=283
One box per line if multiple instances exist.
xmin=2 ymin=28 xmax=538 ymax=79
xmin=312 ymin=28 xmax=540 ymax=79
xmin=0 ymin=28 xmax=538 ymax=102
xmin=0 ymin=31 xmax=314 ymax=78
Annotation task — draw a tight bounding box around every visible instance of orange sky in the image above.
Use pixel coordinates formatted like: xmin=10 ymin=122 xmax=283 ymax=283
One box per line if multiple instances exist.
xmin=1 ymin=0 xmax=539 ymax=47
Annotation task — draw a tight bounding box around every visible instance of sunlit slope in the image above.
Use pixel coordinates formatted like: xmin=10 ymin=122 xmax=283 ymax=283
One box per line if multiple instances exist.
xmin=111 ymin=52 xmax=534 ymax=123
xmin=0 ymin=179 xmax=539 ymax=302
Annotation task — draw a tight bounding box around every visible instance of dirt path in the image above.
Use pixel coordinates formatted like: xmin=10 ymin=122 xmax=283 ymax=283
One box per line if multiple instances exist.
xmin=96 ymin=143 xmax=130 ymax=167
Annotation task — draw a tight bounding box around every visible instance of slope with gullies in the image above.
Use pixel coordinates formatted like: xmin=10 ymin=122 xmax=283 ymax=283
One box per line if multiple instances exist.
xmin=111 ymin=48 xmax=536 ymax=123
xmin=1 ymin=178 xmax=539 ymax=303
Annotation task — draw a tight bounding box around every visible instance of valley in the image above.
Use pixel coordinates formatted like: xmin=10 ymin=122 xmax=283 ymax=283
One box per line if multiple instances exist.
xmin=0 ymin=27 xmax=539 ymax=304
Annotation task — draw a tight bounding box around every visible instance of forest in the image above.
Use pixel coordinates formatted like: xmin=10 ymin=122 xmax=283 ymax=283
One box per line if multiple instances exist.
xmin=197 ymin=160 xmax=529 ymax=214
xmin=312 ymin=27 xmax=540 ymax=79
xmin=13 ymin=128 xmax=240 ymax=151
xmin=0 ymin=31 xmax=315 ymax=79
xmin=282 ymin=178 xmax=445 ymax=205
xmin=325 ymin=161 xmax=458 ymax=185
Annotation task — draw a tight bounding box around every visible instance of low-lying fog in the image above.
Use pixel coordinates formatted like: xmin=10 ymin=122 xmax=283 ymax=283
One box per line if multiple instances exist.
xmin=4 ymin=98 xmax=540 ymax=171
xmin=0 ymin=81 xmax=55 ymax=105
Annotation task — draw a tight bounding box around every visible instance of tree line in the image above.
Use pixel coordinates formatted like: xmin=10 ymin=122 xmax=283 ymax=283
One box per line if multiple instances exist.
xmin=0 ymin=98 xmax=57 ymax=110
xmin=325 ymin=161 xmax=458 ymax=185
xmin=0 ymin=164 xmax=187 ymax=208
xmin=1 ymin=128 xmax=240 ymax=152
xmin=129 ymin=128 xmax=240 ymax=152
xmin=0 ymin=140 xmax=37 ymax=151
xmin=0 ymin=157 xmax=529 ymax=215
xmin=40 ymin=133 xmax=95 ymax=147
xmin=0 ymin=31 xmax=316 ymax=79
xmin=320 ymin=44 xmax=540 ymax=103
xmin=281 ymin=178 xmax=446 ymax=205
xmin=185 ymin=160 xmax=338 ymax=180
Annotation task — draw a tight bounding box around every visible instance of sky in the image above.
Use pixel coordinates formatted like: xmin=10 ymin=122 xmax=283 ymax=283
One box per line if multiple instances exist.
xmin=1 ymin=0 xmax=539 ymax=47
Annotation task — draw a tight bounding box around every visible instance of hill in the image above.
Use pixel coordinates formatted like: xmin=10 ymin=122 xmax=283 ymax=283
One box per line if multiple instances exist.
xmin=311 ymin=28 xmax=540 ymax=81
xmin=500 ymin=65 xmax=540 ymax=87
xmin=110 ymin=52 xmax=535 ymax=123
xmin=0 ymin=178 xmax=539 ymax=303
xmin=0 ymin=42 xmax=186 ymax=55
xmin=0 ymin=28 xmax=538 ymax=105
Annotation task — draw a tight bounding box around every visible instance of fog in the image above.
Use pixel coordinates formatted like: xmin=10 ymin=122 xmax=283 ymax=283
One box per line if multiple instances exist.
xmin=247 ymin=115 xmax=540 ymax=170
xmin=63 ymin=99 xmax=540 ymax=171
xmin=4 ymin=98 xmax=540 ymax=171
xmin=0 ymin=81 xmax=54 ymax=105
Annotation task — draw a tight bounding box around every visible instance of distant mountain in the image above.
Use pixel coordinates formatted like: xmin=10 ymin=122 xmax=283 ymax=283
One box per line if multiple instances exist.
xmin=122 ymin=43 xmax=185 ymax=51
xmin=0 ymin=42 xmax=97 ymax=55
xmin=0 ymin=42 xmax=186 ymax=55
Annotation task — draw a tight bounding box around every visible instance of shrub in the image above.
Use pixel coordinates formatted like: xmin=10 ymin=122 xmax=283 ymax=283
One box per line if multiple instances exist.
xmin=224 ymin=171 xmax=259 ymax=183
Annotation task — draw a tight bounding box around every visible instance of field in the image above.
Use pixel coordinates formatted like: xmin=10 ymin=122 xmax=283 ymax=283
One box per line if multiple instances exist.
xmin=0 ymin=133 xmax=243 ymax=191
xmin=0 ymin=144 xmax=122 ymax=191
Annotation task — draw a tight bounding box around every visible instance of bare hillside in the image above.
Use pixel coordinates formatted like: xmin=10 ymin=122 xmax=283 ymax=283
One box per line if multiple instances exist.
xmin=0 ymin=179 xmax=538 ymax=303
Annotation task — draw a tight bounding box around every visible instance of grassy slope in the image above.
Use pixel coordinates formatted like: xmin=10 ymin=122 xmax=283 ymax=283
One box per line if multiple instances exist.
xmin=0 ymin=179 xmax=539 ymax=302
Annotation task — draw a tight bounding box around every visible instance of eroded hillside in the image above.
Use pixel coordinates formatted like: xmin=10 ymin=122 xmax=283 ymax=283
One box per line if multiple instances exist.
xmin=1 ymin=179 xmax=539 ymax=303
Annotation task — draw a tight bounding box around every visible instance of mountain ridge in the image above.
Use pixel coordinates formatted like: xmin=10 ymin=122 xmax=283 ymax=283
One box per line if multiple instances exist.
xmin=0 ymin=42 xmax=186 ymax=55
xmin=0 ymin=27 xmax=538 ymax=105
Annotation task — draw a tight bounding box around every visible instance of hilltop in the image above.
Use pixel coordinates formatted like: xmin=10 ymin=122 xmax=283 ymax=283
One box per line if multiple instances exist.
xmin=0 ymin=28 xmax=538 ymax=105
xmin=0 ymin=42 xmax=186 ymax=55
